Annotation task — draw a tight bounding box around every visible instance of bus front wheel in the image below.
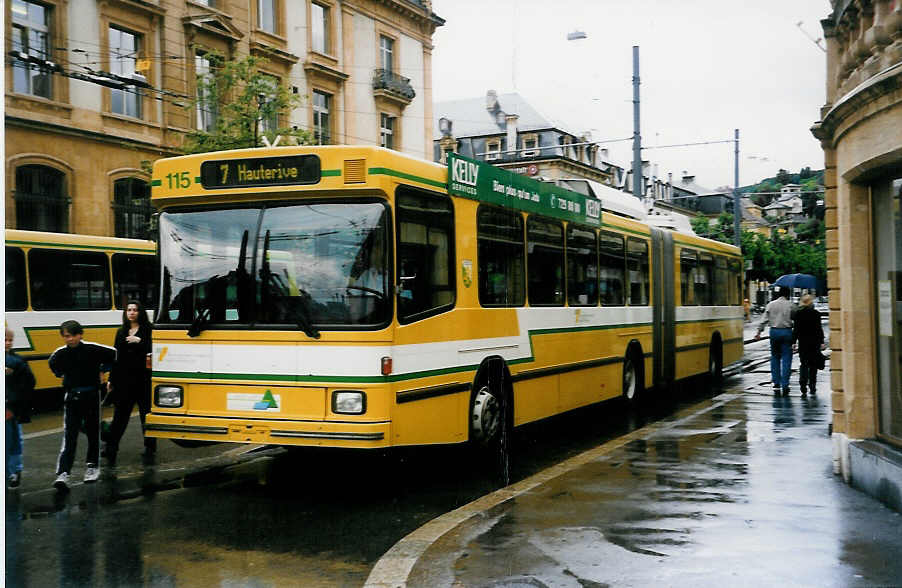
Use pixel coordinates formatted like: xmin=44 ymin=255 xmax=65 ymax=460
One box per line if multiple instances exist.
xmin=470 ymin=361 xmax=511 ymax=487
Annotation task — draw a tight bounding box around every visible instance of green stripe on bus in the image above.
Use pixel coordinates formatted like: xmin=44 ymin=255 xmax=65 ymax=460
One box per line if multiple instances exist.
xmin=368 ymin=167 xmax=446 ymax=189
xmin=151 ymin=179 xmax=162 ymax=186
xmin=5 ymin=240 xmax=154 ymax=253
xmin=195 ymin=177 xmax=202 ymax=184
xmin=321 ymin=169 xmax=341 ymax=177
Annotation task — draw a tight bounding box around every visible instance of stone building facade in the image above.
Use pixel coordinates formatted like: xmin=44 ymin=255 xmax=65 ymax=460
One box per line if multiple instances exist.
xmin=6 ymin=0 xmax=442 ymax=237
xmin=811 ymin=0 xmax=902 ymax=512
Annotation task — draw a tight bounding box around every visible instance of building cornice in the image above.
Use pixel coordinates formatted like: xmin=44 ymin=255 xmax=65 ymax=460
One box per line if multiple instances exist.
xmin=5 ymin=115 xmax=179 ymax=156
xmin=812 ymin=60 xmax=902 ymax=143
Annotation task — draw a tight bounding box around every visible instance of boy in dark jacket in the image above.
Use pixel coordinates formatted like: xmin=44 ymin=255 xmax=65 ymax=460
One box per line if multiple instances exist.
xmin=48 ymin=320 xmax=116 ymax=489
xmin=6 ymin=327 xmax=35 ymax=488
xmin=792 ymin=294 xmax=825 ymax=397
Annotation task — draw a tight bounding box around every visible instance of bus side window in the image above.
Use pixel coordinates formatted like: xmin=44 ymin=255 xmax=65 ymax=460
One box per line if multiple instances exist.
xmin=396 ymin=186 xmax=455 ymax=323
xmin=5 ymin=247 xmax=28 ymax=311
xmin=29 ymin=249 xmax=111 ymax=310
xmin=599 ymin=231 xmax=625 ymax=306
xmin=696 ymin=253 xmax=714 ymax=306
xmin=477 ymin=206 xmax=525 ymax=307
xmin=113 ymin=252 xmax=157 ymax=310
xmin=527 ymin=216 xmax=564 ymax=306
xmin=566 ymin=225 xmax=598 ymax=307
xmin=680 ymin=248 xmax=698 ymax=306
xmin=714 ymin=256 xmax=729 ymax=306
xmin=729 ymin=258 xmax=743 ymax=305
xmin=627 ymin=237 xmax=649 ymax=306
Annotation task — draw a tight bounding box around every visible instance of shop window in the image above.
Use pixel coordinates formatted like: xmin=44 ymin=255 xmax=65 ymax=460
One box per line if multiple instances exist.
xmin=113 ymin=177 xmax=151 ymax=239
xmin=14 ymin=164 xmax=68 ymax=232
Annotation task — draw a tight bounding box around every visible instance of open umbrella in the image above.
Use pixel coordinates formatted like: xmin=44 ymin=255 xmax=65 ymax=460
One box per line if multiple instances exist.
xmin=773 ymin=273 xmax=818 ymax=290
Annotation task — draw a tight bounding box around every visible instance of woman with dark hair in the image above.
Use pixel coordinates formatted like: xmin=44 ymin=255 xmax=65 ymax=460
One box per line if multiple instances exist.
xmin=105 ymin=300 xmax=156 ymax=466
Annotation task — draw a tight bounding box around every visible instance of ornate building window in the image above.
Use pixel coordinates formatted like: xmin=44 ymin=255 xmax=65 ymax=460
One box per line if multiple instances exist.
xmin=109 ymin=26 xmax=142 ymax=118
xmin=380 ymin=113 xmax=395 ymax=149
xmin=14 ymin=164 xmax=69 ymax=232
xmin=312 ymin=2 xmax=330 ymax=54
xmin=195 ymin=52 xmax=218 ymax=132
xmin=313 ymin=90 xmax=331 ymax=144
xmin=113 ymin=177 xmax=151 ymax=239
xmin=11 ymin=0 xmax=52 ymax=98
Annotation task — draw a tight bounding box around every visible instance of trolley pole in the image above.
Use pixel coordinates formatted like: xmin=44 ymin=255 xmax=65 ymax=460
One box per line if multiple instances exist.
xmin=733 ymin=128 xmax=741 ymax=248
xmin=632 ymin=46 xmax=642 ymax=200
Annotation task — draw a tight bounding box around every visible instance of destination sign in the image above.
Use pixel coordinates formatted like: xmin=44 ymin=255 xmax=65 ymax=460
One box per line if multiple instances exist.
xmin=447 ymin=153 xmax=601 ymax=226
xmin=200 ymin=155 xmax=320 ymax=189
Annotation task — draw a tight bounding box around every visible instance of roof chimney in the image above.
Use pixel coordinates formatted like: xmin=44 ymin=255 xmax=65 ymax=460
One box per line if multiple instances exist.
xmin=486 ymin=90 xmax=499 ymax=113
xmin=506 ymin=113 xmax=519 ymax=155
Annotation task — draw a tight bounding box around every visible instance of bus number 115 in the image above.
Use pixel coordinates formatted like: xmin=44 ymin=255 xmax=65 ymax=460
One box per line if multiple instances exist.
xmin=166 ymin=171 xmax=191 ymax=189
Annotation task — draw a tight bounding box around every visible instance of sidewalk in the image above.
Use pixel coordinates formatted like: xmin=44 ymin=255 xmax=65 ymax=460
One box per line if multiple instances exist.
xmin=367 ymin=353 xmax=902 ymax=587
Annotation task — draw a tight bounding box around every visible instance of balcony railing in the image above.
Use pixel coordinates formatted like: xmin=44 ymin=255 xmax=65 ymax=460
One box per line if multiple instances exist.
xmin=372 ymin=69 xmax=415 ymax=101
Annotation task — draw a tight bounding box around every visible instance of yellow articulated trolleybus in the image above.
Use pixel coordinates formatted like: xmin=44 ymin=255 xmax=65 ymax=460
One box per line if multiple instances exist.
xmin=5 ymin=229 xmax=157 ymax=397
xmin=146 ymin=147 xmax=743 ymax=474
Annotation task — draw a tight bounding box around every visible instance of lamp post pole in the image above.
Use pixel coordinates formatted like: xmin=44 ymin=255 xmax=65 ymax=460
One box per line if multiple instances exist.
xmin=632 ymin=46 xmax=643 ymax=200
xmin=733 ymin=128 xmax=741 ymax=247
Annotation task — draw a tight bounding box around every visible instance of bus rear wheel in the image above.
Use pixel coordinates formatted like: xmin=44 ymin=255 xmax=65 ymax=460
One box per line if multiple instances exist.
xmin=622 ymin=351 xmax=643 ymax=405
xmin=707 ymin=342 xmax=723 ymax=391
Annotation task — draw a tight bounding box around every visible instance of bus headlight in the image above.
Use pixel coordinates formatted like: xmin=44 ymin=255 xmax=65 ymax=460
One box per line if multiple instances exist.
xmin=155 ymin=385 xmax=184 ymax=408
xmin=332 ymin=390 xmax=366 ymax=415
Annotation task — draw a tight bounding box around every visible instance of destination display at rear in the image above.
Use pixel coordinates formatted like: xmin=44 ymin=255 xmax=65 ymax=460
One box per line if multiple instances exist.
xmin=200 ymin=154 xmax=320 ymax=189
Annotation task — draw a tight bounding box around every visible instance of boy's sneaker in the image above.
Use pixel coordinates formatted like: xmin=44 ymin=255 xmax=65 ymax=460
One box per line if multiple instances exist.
xmin=7 ymin=473 xmax=21 ymax=488
xmin=84 ymin=465 xmax=100 ymax=483
xmin=53 ymin=472 xmax=69 ymax=490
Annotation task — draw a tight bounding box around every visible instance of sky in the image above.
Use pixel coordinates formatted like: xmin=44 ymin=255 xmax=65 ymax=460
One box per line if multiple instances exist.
xmin=429 ymin=0 xmax=830 ymax=190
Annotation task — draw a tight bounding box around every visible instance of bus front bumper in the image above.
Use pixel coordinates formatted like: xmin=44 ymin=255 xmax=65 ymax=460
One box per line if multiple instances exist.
xmin=145 ymin=414 xmax=391 ymax=448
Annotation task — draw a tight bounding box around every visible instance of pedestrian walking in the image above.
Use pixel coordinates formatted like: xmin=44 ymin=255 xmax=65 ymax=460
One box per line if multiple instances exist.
xmin=104 ymin=300 xmax=155 ymax=466
xmin=793 ymin=294 xmax=825 ymax=397
xmin=6 ymin=328 xmax=35 ymax=489
xmin=755 ymin=286 xmax=794 ymax=396
xmin=48 ymin=320 xmax=116 ymax=489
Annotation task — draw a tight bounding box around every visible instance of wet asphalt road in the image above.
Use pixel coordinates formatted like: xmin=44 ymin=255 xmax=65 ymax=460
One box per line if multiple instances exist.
xmin=5 ymin=325 xmax=789 ymax=587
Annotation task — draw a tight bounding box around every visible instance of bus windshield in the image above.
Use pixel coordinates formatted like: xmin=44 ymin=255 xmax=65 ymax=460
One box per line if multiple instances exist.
xmin=158 ymin=201 xmax=391 ymax=331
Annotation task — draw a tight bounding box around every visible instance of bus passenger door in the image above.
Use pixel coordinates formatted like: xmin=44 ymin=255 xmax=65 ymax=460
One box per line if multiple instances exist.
xmin=650 ymin=228 xmax=675 ymax=389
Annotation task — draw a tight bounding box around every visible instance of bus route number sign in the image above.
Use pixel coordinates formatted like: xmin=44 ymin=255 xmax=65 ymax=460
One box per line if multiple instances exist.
xmin=200 ymin=155 xmax=321 ymax=189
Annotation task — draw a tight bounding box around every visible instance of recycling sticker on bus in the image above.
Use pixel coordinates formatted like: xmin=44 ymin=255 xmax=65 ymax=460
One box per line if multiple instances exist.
xmin=447 ymin=153 xmax=601 ymax=226
xmin=227 ymin=390 xmax=281 ymax=412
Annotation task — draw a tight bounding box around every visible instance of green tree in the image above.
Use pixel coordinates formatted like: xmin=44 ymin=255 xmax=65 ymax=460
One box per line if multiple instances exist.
xmin=776 ymin=168 xmax=792 ymax=185
xmin=183 ymin=51 xmax=313 ymax=154
xmin=691 ymin=214 xmax=712 ymax=237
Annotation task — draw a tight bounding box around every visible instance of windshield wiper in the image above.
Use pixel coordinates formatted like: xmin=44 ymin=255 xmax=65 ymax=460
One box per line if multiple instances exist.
xmin=260 ymin=230 xmax=320 ymax=339
xmin=187 ymin=306 xmax=211 ymax=338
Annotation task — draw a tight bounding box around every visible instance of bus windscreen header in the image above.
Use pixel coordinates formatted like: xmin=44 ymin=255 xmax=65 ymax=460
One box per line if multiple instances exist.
xmin=200 ymin=155 xmax=320 ymax=189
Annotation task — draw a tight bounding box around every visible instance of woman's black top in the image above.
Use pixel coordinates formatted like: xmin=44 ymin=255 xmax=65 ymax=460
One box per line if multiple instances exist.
xmin=111 ymin=323 xmax=152 ymax=389
xmin=792 ymin=305 xmax=823 ymax=356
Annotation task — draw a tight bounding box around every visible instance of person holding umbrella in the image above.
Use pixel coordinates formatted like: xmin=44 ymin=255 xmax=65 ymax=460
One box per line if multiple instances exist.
xmin=755 ymin=286 xmax=794 ymax=396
